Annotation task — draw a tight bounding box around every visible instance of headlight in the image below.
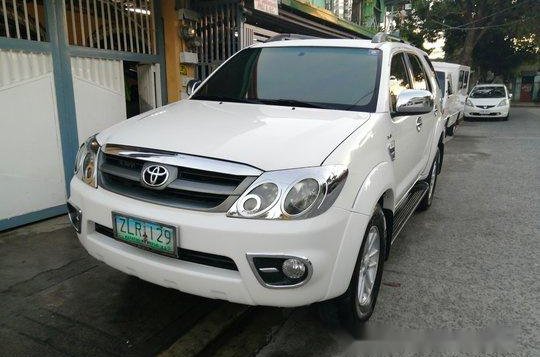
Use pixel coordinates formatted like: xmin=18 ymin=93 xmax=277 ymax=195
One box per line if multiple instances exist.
xmin=465 ymin=99 xmax=474 ymax=107
xmin=283 ymin=179 xmax=320 ymax=216
xmin=227 ymin=165 xmax=348 ymax=220
xmin=74 ymin=134 xmax=100 ymax=188
xmin=497 ymin=99 xmax=508 ymax=107
xmin=236 ymin=182 xmax=280 ymax=217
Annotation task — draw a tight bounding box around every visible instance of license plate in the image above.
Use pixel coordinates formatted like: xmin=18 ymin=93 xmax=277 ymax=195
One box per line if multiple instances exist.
xmin=112 ymin=213 xmax=177 ymax=256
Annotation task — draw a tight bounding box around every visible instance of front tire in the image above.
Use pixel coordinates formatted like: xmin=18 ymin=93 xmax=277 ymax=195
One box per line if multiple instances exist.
xmin=445 ymin=124 xmax=455 ymax=136
xmin=338 ymin=205 xmax=386 ymax=338
xmin=418 ymin=148 xmax=440 ymax=211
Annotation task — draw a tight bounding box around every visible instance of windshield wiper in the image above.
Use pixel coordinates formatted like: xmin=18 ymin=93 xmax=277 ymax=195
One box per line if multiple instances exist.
xmin=191 ymin=95 xmax=259 ymax=104
xmin=256 ymin=98 xmax=326 ymax=109
xmin=193 ymin=96 xmax=326 ymax=109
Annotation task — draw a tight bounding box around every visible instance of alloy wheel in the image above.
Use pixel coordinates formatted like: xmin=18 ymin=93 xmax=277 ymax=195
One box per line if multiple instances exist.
xmin=355 ymin=226 xmax=381 ymax=317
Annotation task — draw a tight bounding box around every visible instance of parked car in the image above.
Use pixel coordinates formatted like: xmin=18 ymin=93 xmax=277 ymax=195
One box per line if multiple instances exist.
xmin=434 ymin=64 xmax=460 ymax=136
xmin=67 ymin=34 xmax=446 ymax=336
xmin=433 ymin=61 xmax=471 ymax=134
xmin=464 ymin=84 xmax=511 ymax=121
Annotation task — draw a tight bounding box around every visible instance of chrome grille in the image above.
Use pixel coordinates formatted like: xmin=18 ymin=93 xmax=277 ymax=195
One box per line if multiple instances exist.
xmin=98 ymin=145 xmax=260 ymax=212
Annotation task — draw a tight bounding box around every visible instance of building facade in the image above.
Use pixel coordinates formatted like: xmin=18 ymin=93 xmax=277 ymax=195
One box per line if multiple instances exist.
xmin=0 ymin=0 xmax=384 ymax=231
xmin=513 ymin=61 xmax=540 ymax=103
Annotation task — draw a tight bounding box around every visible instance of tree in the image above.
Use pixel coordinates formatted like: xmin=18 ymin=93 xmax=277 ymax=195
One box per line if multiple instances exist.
xmin=396 ymin=0 xmax=540 ymax=69
xmin=473 ymin=30 xmax=538 ymax=81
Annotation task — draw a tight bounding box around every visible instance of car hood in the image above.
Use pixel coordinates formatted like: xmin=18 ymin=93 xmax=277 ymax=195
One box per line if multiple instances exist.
xmin=97 ymin=100 xmax=370 ymax=171
xmin=469 ymin=98 xmax=505 ymax=106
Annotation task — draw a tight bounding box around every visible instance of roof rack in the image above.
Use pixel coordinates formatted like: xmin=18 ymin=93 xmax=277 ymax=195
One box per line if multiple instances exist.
xmin=371 ymin=32 xmax=407 ymax=44
xmin=265 ymin=34 xmax=320 ymax=42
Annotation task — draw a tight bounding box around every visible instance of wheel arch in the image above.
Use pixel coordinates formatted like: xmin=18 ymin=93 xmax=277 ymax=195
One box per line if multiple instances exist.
xmin=378 ymin=190 xmax=394 ymax=260
xmin=352 ymin=162 xmax=395 ymax=260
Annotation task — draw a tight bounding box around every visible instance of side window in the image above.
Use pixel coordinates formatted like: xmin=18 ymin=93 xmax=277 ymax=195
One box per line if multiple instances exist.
xmin=389 ymin=52 xmax=412 ymax=112
xmin=463 ymin=71 xmax=469 ymax=89
xmin=447 ymin=79 xmax=453 ymax=95
xmin=458 ymin=70 xmax=464 ymax=89
xmin=407 ymin=54 xmax=430 ymax=92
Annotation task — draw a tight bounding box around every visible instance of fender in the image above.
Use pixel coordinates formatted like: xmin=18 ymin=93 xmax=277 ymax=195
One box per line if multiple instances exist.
xmin=352 ymin=161 xmax=395 ymax=215
xmin=324 ymin=162 xmax=395 ymax=300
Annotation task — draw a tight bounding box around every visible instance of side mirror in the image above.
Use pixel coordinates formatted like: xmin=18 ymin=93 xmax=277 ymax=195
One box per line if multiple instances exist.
xmin=395 ymin=89 xmax=434 ymax=115
xmin=186 ymin=79 xmax=202 ymax=96
xmin=508 ymin=93 xmax=513 ymax=100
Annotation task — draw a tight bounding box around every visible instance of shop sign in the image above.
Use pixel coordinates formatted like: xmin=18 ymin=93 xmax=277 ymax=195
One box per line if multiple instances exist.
xmin=254 ymin=0 xmax=279 ymax=16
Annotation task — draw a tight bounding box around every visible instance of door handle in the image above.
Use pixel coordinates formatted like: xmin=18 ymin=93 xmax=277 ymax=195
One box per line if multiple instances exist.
xmin=387 ymin=140 xmax=396 ymax=161
xmin=416 ymin=117 xmax=423 ymax=131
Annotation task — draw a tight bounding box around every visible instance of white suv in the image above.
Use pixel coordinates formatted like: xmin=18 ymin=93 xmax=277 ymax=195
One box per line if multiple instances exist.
xmin=68 ymin=35 xmax=445 ymax=336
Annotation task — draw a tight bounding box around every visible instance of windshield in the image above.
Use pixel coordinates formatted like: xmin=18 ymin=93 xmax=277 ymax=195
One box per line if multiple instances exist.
xmin=470 ymin=86 xmax=506 ymax=98
xmin=191 ymin=46 xmax=381 ymax=112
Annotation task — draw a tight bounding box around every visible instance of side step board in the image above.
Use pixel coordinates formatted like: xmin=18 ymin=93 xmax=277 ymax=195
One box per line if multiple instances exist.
xmin=391 ymin=181 xmax=429 ymax=244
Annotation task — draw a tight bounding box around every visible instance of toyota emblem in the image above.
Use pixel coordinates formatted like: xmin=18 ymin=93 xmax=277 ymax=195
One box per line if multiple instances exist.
xmin=142 ymin=165 xmax=169 ymax=187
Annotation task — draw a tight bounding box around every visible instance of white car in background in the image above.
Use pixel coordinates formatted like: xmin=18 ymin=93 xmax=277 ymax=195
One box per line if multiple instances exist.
xmin=464 ymin=84 xmax=511 ymax=121
xmin=433 ymin=62 xmax=470 ymax=131
xmin=434 ymin=68 xmax=460 ymax=136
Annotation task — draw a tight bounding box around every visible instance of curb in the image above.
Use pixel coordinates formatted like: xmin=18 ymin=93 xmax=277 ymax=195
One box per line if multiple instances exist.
xmin=160 ymin=303 xmax=250 ymax=357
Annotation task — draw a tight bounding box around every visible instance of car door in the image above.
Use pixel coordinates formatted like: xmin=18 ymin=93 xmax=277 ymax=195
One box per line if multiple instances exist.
xmin=388 ymin=52 xmax=421 ymax=203
xmin=446 ymin=73 xmax=458 ymax=122
xmin=404 ymin=53 xmax=437 ymax=178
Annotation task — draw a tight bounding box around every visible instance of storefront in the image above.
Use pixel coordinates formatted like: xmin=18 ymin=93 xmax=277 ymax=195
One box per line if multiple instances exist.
xmin=514 ymin=70 xmax=540 ymax=102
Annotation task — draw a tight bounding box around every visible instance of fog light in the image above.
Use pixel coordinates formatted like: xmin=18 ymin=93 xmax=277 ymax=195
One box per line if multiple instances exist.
xmin=282 ymin=258 xmax=306 ymax=279
xmin=67 ymin=202 xmax=82 ymax=233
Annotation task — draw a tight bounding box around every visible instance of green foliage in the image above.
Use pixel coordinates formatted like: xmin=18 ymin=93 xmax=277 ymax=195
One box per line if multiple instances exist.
xmin=395 ymin=0 xmax=539 ymax=77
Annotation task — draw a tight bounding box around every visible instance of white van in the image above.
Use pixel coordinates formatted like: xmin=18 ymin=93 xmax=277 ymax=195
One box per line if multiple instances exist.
xmin=433 ymin=62 xmax=471 ymax=135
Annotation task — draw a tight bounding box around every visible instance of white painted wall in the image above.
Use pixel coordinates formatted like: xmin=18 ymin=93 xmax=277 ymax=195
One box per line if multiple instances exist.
xmin=71 ymin=57 xmax=127 ymax=143
xmin=0 ymin=49 xmax=66 ymax=219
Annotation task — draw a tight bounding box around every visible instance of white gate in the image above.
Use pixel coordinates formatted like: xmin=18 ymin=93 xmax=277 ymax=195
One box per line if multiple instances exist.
xmin=71 ymin=57 xmax=127 ymax=143
xmin=0 ymin=0 xmax=165 ymax=231
xmin=0 ymin=49 xmax=67 ymax=220
xmin=137 ymin=63 xmax=161 ymax=113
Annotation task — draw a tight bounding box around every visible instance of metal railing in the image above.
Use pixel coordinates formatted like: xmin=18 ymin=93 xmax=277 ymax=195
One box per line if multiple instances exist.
xmin=64 ymin=0 xmax=156 ymax=54
xmin=194 ymin=0 xmax=241 ymax=79
xmin=0 ymin=0 xmax=46 ymax=41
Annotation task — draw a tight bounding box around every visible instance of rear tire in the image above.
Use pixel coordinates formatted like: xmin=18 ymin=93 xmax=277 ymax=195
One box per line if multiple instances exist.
xmin=338 ymin=205 xmax=386 ymax=338
xmin=418 ymin=148 xmax=440 ymax=211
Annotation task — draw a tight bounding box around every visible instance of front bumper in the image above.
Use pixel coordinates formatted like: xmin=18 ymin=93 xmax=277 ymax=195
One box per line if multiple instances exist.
xmin=464 ymin=106 xmax=509 ymax=118
xmin=68 ymin=178 xmax=370 ymax=307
